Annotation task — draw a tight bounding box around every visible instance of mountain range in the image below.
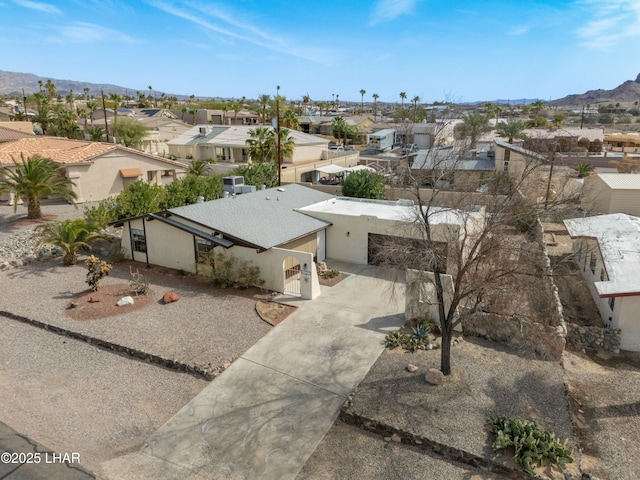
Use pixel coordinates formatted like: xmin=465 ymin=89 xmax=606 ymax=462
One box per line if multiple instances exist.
xmin=1 ymin=69 xmax=640 ymax=106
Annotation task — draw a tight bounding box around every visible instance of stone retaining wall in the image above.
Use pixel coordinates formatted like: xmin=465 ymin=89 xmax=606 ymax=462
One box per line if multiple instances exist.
xmin=339 ymin=409 xmax=529 ymax=479
xmin=566 ymin=323 xmax=621 ymax=353
xmin=0 ymin=310 xmax=222 ymax=380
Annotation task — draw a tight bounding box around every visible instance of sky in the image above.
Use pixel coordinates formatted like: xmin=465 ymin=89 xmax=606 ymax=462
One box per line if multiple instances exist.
xmin=1 ymin=0 xmax=640 ymax=104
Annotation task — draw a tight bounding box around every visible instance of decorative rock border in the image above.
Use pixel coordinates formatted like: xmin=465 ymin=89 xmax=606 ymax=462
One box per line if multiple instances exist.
xmin=566 ymin=323 xmax=621 ymax=353
xmin=0 ymin=310 xmax=225 ymax=381
xmin=339 ymin=409 xmax=530 ymax=479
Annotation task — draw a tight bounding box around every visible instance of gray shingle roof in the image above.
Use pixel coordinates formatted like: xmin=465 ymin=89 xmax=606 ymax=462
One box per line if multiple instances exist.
xmin=167 ymin=184 xmax=334 ymax=249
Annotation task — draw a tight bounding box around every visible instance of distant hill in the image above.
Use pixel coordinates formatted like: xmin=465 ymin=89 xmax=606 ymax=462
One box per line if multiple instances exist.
xmin=550 ymin=73 xmax=640 ymax=106
xmin=0 ymin=70 xmax=144 ymax=97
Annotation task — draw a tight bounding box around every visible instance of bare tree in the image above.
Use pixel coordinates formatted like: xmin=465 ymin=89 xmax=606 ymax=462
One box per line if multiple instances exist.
xmin=374 ymin=124 xmax=573 ymax=375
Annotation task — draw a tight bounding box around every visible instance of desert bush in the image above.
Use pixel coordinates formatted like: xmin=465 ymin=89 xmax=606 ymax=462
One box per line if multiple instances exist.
xmin=200 ymin=252 xmax=262 ymax=289
xmin=83 ymin=198 xmax=119 ymax=229
xmin=129 ymin=266 xmax=150 ymax=296
xmin=385 ymin=331 xmax=409 ymax=348
xmin=85 ymin=255 xmax=111 ymax=291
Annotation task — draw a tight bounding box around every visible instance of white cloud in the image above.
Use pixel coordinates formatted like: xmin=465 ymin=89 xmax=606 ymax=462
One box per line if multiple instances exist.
xmin=509 ymin=26 xmax=530 ymax=36
xmin=575 ymin=0 xmax=640 ymax=50
xmin=49 ymin=22 xmax=136 ymax=44
xmin=147 ymin=0 xmax=331 ymax=65
xmin=12 ymin=0 xmax=61 ymax=14
xmin=369 ymin=0 xmax=418 ymax=25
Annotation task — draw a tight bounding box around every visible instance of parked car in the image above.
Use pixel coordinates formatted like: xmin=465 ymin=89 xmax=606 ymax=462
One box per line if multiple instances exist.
xmin=329 ymin=145 xmax=345 ymax=151
xmin=402 ymin=144 xmax=418 ymax=154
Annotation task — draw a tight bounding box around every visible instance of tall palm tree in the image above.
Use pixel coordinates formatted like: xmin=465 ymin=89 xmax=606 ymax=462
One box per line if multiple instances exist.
xmin=148 ymin=85 xmax=154 ymax=107
xmin=86 ymin=101 xmax=98 ymax=127
xmin=33 ymin=104 xmax=53 ymax=135
xmin=495 ymin=118 xmax=527 ymax=144
xmin=359 ymin=89 xmax=366 ymax=114
xmin=302 ymin=95 xmax=310 ymax=116
xmin=258 ymin=94 xmax=271 ymax=123
xmin=44 ymin=80 xmax=56 ymax=102
xmin=335 ymin=94 xmax=340 ymax=110
xmin=246 ymin=127 xmax=294 ymax=164
xmin=0 ymin=154 xmax=77 ymax=219
xmin=372 ymin=93 xmax=379 ymax=118
xmin=34 ymin=219 xmax=102 ymax=266
xmin=109 ymin=93 xmax=123 ymax=121
xmin=399 ymin=92 xmax=407 ymax=119
xmin=412 ymin=95 xmax=420 ymax=121
xmin=66 ymin=90 xmax=75 ymax=111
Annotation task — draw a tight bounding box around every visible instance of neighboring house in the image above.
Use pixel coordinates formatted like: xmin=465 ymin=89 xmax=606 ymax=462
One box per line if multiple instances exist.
xmin=494 ymin=139 xmax=546 ymax=177
xmin=167 ymin=125 xmax=330 ymax=164
xmin=0 ymin=121 xmax=35 ymax=135
xmin=581 ymin=173 xmax=640 ymax=216
xmin=604 ymin=133 xmax=640 ymax=153
xmin=117 ymin=183 xmax=484 ymax=300
xmin=0 ymin=137 xmax=188 ymax=203
xmin=0 ymin=125 xmax=33 ymax=143
xmin=177 ymin=109 xmax=260 ymax=126
xmin=564 ymin=213 xmax=640 ymax=351
xmin=134 ymin=116 xmax=192 ymax=155
xmin=410 ymin=147 xmax=495 ymax=190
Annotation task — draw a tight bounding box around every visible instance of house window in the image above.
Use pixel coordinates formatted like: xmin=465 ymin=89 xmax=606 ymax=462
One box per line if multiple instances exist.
xmin=196 ymin=239 xmax=214 ymax=262
xmin=131 ymin=228 xmax=146 ymax=252
xmin=589 ymin=253 xmax=596 ymax=274
xmin=215 ymin=147 xmax=229 ymax=161
xmin=608 ymin=297 xmax=615 ymax=311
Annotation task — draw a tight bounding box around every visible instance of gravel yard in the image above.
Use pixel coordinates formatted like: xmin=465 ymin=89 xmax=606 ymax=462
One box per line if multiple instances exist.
xmin=0 ymin=317 xmax=207 ymax=474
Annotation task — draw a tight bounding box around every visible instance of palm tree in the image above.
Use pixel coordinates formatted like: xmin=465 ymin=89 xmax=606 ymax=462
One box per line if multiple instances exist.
xmin=459 ymin=112 xmax=491 ymax=149
xmin=109 ymin=93 xmax=123 ymax=121
xmin=86 ymin=101 xmax=98 ymax=127
xmin=33 ymin=104 xmax=53 ymax=135
xmin=44 ymin=80 xmax=56 ymax=102
xmin=495 ymin=118 xmax=527 ymax=144
xmin=258 ymin=94 xmax=271 ymax=123
xmin=335 ymin=94 xmax=340 ymax=110
xmin=412 ymin=95 xmax=420 ymax=121
xmin=34 ymin=219 xmax=102 ymax=266
xmin=66 ymin=89 xmax=75 ymax=111
xmin=88 ymin=126 xmax=104 ymax=141
xmin=399 ymin=92 xmax=407 ymax=119
xmin=531 ymin=100 xmax=544 ymax=117
xmin=148 ymin=85 xmax=154 ymax=107
xmin=245 ymin=127 xmax=294 ymax=163
xmin=359 ymin=89 xmax=366 ymax=114
xmin=187 ymin=159 xmax=213 ymax=176
xmin=302 ymin=95 xmax=310 ymax=116
xmin=571 ymin=163 xmax=594 ymax=178
xmin=0 ymin=154 xmax=77 ymax=219
xmin=372 ymin=93 xmax=379 ymax=118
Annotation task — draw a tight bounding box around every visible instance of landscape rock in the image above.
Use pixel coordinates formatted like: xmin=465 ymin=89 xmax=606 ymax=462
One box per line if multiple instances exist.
xmin=406 ymin=364 xmax=419 ymax=373
xmin=425 ymin=368 xmax=444 ymax=385
xmin=116 ymin=296 xmax=134 ymax=307
xmin=391 ymin=433 xmax=401 ymax=442
xmin=88 ymin=296 xmax=101 ymax=303
xmin=163 ymin=291 xmax=180 ymax=304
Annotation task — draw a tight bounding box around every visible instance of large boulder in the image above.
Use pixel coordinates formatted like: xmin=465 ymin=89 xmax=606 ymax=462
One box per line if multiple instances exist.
xmin=116 ymin=296 xmax=134 ymax=307
xmin=425 ymin=368 xmax=444 ymax=385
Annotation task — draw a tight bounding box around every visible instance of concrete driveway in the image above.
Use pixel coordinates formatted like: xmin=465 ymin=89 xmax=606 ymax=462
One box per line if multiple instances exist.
xmin=101 ymin=261 xmax=405 ymax=479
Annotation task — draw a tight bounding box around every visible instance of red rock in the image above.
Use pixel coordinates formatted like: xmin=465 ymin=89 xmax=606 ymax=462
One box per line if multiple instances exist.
xmin=163 ymin=291 xmax=180 ymax=304
xmin=88 ymin=296 xmax=100 ymax=303
xmin=425 ymin=368 xmax=444 ymax=385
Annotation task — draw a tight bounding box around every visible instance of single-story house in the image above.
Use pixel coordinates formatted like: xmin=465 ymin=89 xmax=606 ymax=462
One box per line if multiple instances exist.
xmin=117 ymin=183 xmax=484 ymax=300
xmin=604 ymin=133 xmax=640 ymax=153
xmin=494 ymin=139 xmax=546 ymax=177
xmin=564 ymin=213 xmax=640 ymax=351
xmin=167 ymin=125 xmax=330 ymax=164
xmin=0 ymin=137 xmax=188 ymax=203
xmin=0 ymin=125 xmax=33 ymax=143
xmin=581 ymin=173 xmax=640 ymax=216
xmin=410 ymin=147 xmax=495 ymax=190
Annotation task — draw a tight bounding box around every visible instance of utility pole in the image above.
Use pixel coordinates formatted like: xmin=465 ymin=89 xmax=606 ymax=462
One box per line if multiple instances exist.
xmin=101 ymin=90 xmax=110 ymax=143
xmin=22 ymin=88 xmax=27 ymax=120
xmin=276 ymin=85 xmax=282 ymax=186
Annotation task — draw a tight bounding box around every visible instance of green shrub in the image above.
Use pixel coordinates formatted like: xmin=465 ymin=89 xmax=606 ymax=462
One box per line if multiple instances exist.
xmin=83 ymin=198 xmax=119 ymax=229
xmin=411 ymin=323 xmax=430 ymax=341
xmin=385 ymin=331 xmax=409 ymax=348
xmin=491 ymin=415 xmax=573 ymax=476
xmin=85 ymin=255 xmax=111 ymax=291
xmin=513 ymin=205 xmax=538 ymax=234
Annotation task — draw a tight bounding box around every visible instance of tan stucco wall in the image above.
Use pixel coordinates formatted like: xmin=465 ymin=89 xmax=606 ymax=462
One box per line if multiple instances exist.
xmin=66 ymin=151 xmax=185 ymax=203
xmin=581 ymin=175 xmax=610 ymax=214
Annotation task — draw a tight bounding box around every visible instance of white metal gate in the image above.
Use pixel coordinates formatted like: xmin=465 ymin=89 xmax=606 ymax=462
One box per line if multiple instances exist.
xmin=283 ymin=256 xmax=301 ymax=296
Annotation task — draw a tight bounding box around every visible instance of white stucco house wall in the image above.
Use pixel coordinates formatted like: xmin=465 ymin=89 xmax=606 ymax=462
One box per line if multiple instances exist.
xmin=564 ymin=213 xmax=640 ymax=351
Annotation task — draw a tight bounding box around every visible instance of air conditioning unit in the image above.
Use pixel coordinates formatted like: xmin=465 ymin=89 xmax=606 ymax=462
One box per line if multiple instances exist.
xmin=198 ymin=127 xmax=207 ymax=136
xmin=223 ymin=176 xmax=250 ymax=195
